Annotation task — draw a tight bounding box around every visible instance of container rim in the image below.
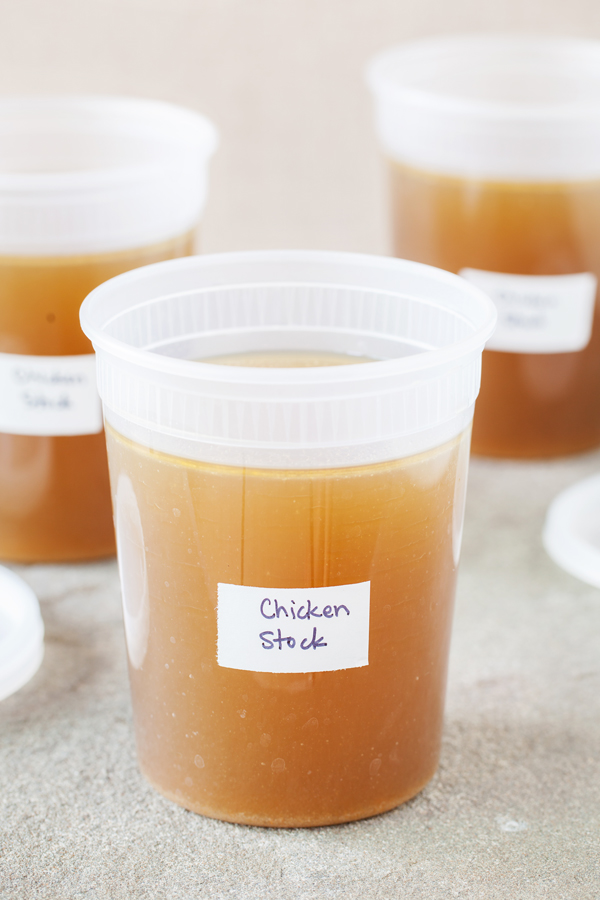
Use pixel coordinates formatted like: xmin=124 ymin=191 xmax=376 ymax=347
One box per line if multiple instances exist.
xmin=0 ymin=565 xmax=44 ymax=703
xmin=80 ymin=249 xmax=497 ymax=384
xmin=366 ymin=34 xmax=600 ymax=121
xmin=0 ymin=95 xmax=219 ymax=193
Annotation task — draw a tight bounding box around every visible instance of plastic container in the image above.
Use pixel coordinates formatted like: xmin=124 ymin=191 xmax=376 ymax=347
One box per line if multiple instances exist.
xmin=0 ymin=565 xmax=44 ymax=702
xmin=367 ymin=36 xmax=600 ymax=458
xmin=0 ymin=97 xmax=218 ymax=562
xmin=80 ymin=250 xmax=495 ymax=827
xmin=543 ymin=473 xmax=600 ymax=589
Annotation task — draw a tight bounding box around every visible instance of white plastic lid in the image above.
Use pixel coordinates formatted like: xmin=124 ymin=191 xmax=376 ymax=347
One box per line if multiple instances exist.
xmin=543 ymin=473 xmax=600 ymax=589
xmin=0 ymin=565 xmax=44 ymax=701
xmin=80 ymin=250 xmax=496 ymax=469
xmin=367 ymin=35 xmax=600 ymax=181
xmin=0 ymin=96 xmax=218 ymax=256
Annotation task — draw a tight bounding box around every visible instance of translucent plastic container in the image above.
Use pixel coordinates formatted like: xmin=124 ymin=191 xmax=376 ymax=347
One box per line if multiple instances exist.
xmin=0 ymin=565 xmax=44 ymax=702
xmin=0 ymin=97 xmax=217 ymax=561
xmin=367 ymin=36 xmax=600 ymax=458
xmin=80 ymin=250 xmax=495 ymax=826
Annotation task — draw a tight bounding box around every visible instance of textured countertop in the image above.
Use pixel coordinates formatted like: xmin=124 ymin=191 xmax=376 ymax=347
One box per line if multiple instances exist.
xmin=2 ymin=452 xmax=600 ymax=900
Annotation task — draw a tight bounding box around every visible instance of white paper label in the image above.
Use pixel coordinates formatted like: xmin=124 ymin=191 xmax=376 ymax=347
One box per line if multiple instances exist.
xmin=460 ymin=268 xmax=597 ymax=354
xmin=217 ymin=581 xmax=370 ymax=674
xmin=0 ymin=352 xmax=102 ymax=436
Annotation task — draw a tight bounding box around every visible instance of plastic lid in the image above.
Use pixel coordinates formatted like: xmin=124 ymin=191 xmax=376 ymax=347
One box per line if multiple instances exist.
xmin=367 ymin=35 xmax=600 ymax=181
xmin=0 ymin=566 xmax=44 ymax=701
xmin=543 ymin=473 xmax=600 ymax=590
xmin=80 ymin=250 xmax=496 ymax=469
xmin=0 ymin=96 xmax=218 ymax=256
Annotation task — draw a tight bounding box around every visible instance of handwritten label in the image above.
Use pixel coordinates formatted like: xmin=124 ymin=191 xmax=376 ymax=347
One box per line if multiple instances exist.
xmin=217 ymin=581 xmax=370 ymax=673
xmin=460 ymin=269 xmax=597 ymax=354
xmin=0 ymin=352 xmax=102 ymax=436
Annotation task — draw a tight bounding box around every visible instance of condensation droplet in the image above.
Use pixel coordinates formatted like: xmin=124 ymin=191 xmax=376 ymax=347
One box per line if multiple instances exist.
xmin=271 ymin=757 xmax=286 ymax=772
xmin=194 ymin=755 xmax=205 ymax=769
xmin=369 ymin=758 xmax=382 ymax=776
xmin=173 ymin=508 xmax=181 ymax=517
xmin=302 ymin=717 xmax=319 ymax=731
xmin=170 ymin=636 xmax=176 ymax=644
xmin=260 ymin=733 xmax=271 ymax=747
xmin=164 ymin=581 xmax=169 ymax=587
xmin=238 ymin=709 xmax=247 ymax=718
xmin=165 ymin=663 xmax=169 ymax=669
xmin=184 ymin=776 xmax=193 ymax=787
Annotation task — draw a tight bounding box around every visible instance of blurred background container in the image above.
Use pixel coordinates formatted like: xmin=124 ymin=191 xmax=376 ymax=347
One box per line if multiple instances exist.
xmin=2 ymin=0 xmax=598 ymax=255
xmin=0 ymin=97 xmax=217 ymax=562
xmin=367 ymin=35 xmax=600 ymax=459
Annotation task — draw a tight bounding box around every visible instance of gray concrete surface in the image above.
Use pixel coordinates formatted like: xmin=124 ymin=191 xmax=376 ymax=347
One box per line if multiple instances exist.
xmin=1 ymin=452 xmax=600 ymax=900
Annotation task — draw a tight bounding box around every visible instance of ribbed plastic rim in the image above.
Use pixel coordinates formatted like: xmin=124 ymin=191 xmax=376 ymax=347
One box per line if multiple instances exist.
xmin=367 ymin=34 xmax=600 ymax=122
xmin=0 ymin=95 xmax=219 ymax=192
xmin=81 ymin=250 xmax=497 ymax=386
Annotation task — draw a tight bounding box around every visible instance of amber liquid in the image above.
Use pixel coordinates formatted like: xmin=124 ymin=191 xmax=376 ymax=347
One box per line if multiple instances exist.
xmin=107 ymin=346 xmax=469 ymax=825
xmin=390 ymin=162 xmax=600 ymax=457
xmin=0 ymin=232 xmax=195 ymax=562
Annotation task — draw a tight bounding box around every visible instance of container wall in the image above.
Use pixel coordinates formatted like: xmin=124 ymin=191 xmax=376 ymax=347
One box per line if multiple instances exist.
xmin=107 ymin=423 xmax=471 ymax=826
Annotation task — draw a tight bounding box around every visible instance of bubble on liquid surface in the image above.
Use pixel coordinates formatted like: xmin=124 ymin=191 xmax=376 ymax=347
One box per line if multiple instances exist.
xmin=173 ymin=508 xmax=181 ymax=517
xmin=238 ymin=709 xmax=247 ymax=718
xmin=170 ymin=636 xmax=176 ymax=644
xmin=184 ymin=776 xmax=193 ymax=787
xmin=194 ymin=755 xmax=205 ymax=768
xmin=271 ymin=758 xmax=286 ymax=772
xmin=302 ymin=717 xmax=319 ymax=731
xmin=369 ymin=758 xmax=382 ymax=776
xmin=260 ymin=733 xmax=271 ymax=747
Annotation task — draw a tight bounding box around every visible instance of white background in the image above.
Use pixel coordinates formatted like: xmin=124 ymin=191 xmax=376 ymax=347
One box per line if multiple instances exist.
xmin=1 ymin=1 xmax=599 ymax=256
